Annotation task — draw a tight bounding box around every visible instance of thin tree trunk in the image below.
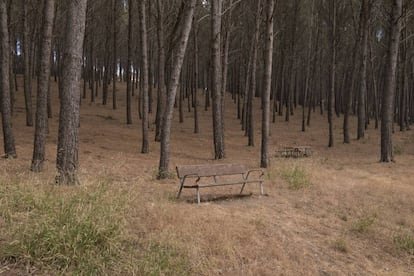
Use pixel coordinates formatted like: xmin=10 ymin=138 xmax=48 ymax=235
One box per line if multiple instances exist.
xmin=0 ymin=0 xmax=16 ymax=158
xmin=260 ymin=0 xmax=274 ymax=168
xmin=31 ymin=0 xmax=55 ymax=172
xmin=112 ymin=0 xmax=117 ymax=110
xmin=328 ymin=0 xmax=336 ymax=148
xmin=381 ymin=0 xmax=402 ymax=162
xmin=248 ymin=0 xmax=261 ymax=146
xmin=139 ymin=0 xmax=149 ymax=153
xmin=357 ymin=0 xmax=370 ymax=139
xmin=126 ymin=0 xmax=133 ymax=124
xmin=211 ymin=0 xmax=225 ymax=159
xmin=23 ymin=3 xmax=33 ymax=127
xmin=155 ymin=0 xmax=166 ymax=142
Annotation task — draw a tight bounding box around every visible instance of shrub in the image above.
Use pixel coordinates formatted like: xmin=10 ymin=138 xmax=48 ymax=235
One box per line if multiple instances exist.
xmin=280 ymin=166 xmax=311 ymax=190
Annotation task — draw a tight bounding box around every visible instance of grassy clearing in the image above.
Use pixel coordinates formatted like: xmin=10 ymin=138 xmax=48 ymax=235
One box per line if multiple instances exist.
xmin=280 ymin=166 xmax=311 ymax=190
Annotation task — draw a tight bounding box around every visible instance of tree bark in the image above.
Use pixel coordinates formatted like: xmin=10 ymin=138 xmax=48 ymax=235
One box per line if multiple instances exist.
xmin=31 ymin=0 xmax=55 ymax=172
xmin=126 ymin=0 xmax=133 ymax=125
xmin=0 ymin=0 xmax=16 ymax=158
xmin=23 ymin=2 xmax=33 ymax=127
xmin=158 ymin=0 xmax=196 ymax=178
xmin=56 ymin=0 xmax=87 ymax=184
xmin=381 ymin=0 xmax=402 ymax=162
xmin=328 ymin=0 xmax=336 ymax=148
xmin=155 ymin=0 xmax=166 ymax=142
xmin=139 ymin=0 xmax=149 ymax=153
xmin=260 ymin=0 xmax=274 ymax=168
xmin=212 ymin=0 xmax=225 ymax=159
xmin=357 ymin=0 xmax=370 ymax=140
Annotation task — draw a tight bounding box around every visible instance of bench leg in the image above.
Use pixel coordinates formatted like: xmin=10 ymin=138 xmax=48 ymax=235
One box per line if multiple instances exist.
xmin=177 ymin=179 xmax=184 ymax=199
xmin=259 ymin=181 xmax=264 ymax=195
xmin=196 ymin=187 xmax=201 ymax=205
xmin=240 ymin=182 xmax=246 ymax=194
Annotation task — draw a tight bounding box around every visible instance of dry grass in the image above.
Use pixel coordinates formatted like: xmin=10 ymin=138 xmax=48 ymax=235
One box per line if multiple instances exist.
xmin=1 ymin=78 xmax=414 ymax=275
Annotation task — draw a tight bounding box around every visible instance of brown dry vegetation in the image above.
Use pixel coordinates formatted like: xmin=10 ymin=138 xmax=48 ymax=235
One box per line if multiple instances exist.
xmin=1 ymin=78 xmax=414 ymax=275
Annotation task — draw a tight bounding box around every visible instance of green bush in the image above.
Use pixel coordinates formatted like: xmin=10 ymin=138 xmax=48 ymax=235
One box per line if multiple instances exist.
xmin=394 ymin=233 xmax=414 ymax=255
xmin=280 ymin=166 xmax=311 ymax=190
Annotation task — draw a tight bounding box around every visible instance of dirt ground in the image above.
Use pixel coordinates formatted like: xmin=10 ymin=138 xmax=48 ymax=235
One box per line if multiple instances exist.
xmin=1 ymin=77 xmax=414 ymax=275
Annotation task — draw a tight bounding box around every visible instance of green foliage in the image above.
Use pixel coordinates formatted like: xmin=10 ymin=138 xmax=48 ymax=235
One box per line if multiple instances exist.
xmin=0 ymin=182 xmax=125 ymax=275
xmin=351 ymin=215 xmax=376 ymax=234
xmin=139 ymin=242 xmax=191 ymax=276
xmin=332 ymin=239 xmax=348 ymax=253
xmin=280 ymin=166 xmax=311 ymax=190
xmin=394 ymin=233 xmax=414 ymax=255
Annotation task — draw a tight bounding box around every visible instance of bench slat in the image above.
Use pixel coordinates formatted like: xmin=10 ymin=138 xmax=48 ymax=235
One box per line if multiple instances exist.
xmin=176 ymin=163 xmax=246 ymax=178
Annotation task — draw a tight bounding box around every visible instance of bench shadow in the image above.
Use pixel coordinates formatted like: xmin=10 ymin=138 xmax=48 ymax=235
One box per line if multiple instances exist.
xmin=185 ymin=193 xmax=254 ymax=204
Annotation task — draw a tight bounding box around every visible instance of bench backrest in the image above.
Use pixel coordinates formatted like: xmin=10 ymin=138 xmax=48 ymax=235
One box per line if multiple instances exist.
xmin=176 ymin=163 xmax=246 ymax=178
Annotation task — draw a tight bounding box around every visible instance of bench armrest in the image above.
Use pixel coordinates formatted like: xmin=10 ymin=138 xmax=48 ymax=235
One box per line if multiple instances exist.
xmin=245 ymin=169 xmax=264 ymax=180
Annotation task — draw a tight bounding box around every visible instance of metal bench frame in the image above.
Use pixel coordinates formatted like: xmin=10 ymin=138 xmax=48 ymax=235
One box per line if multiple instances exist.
xmin=176 ymin=163 xmax=264 ymax=204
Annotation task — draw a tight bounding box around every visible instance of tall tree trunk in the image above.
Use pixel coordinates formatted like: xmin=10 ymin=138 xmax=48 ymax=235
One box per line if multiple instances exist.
xmin=357 ymin=0 xmax=370 ymax=139
xmin=328 ymin=0 xmax=336 ymax=148
xmin=220 ymin=0 xmax=233 ymax=155
xmin=0 ymin=0 xmax=16 ymax=158
xmin=126 ymin=0 xmax=133 ymax=124
xmin=193 ymin=22 xmax=199 ymax=134
xmin=381 ymin=0 xmax=402 ymax=162
xmin=302 ymin=0 xmax=315 ymax=132
xmin=155 ymin=0 xmax=166 ymax=142
xmin=112 ymin=0 xmax=118 ymax=110
xmin=158 ymin=0 xmax=196 ymax=178
xmin=31 ymin=0 xmax=55 ymax=172
xmin=260 ymin=0 xmax=274 ymax=168
xmin=212 ymin=0 xmax=225 ymax=159
xmin=56 ymin=0 xmax=87 ymax=184
xmin=139 ymin=0 xmax=149 ymax=153
xmin=23 ymin=2 xmax=33 ymax=127
xmin=248 ymin=0 xmax=261 ymax=146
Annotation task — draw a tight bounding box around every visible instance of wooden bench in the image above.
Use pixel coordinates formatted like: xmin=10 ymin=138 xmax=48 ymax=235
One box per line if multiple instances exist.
xmin=176 ymin=163 xmax=264 ymax=204
xmin=275 ymin=146 xmax=312 ymax=158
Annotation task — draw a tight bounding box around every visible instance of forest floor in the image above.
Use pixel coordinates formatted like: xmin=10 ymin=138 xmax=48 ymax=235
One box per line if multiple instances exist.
xmin=1 ymin=78 xmax=414 ymax=275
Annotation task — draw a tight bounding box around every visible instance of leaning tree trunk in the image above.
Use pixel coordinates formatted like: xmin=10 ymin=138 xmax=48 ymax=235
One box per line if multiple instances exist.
xmin=0 ymin=0 xmax=16 ymax=158
xmin=381 ymin=0 xmax=402 ymax=162
xmin=56 ymin=0 xmax=87 ymax=184
xmin=31 ymin=0 xmax=55 ymax=172
xmin=211 ymin=0 xmax=225 ymax=159
xmin=158 ymin=0 xmax=196 ymax=178
xmin=139 ymin=0 xmax=149 ymax=153
xmin=260 ymin=0 xmax=274 ymax=168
